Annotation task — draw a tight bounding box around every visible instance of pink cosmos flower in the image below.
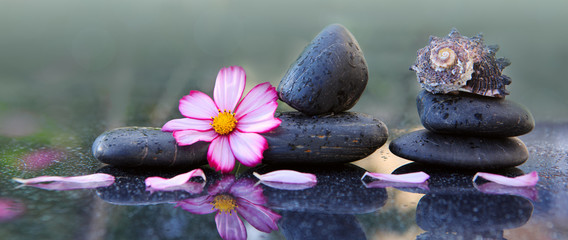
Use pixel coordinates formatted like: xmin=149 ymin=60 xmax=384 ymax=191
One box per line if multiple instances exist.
xmin=176 ymin=175 xmax=280 ymax=240
xmin=162 ymin=66 xmax=281 ymax=173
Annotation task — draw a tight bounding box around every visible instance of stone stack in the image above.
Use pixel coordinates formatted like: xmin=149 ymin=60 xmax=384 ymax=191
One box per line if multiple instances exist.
xmin=389 ymin=90 xmax=534 ymax=170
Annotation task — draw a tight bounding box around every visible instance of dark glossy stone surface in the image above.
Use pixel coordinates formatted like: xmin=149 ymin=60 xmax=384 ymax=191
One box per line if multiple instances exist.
xmin=417 ymin=90 xmax=534 ymax=137
xmin=93 ymin=112 xmax=388 ymax=167
xmin=244 ymin=164 xmax=387 ymax=214
xmin=277 ymin=24 xmax=368 ymax=115
xmin=389 ymin=130 xmax=528 ymax=170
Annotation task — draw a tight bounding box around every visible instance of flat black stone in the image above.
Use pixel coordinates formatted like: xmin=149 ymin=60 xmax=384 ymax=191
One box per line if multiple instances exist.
xmin=417 ymin=90 xmax=534 ymax=137
xmin=93 ymin=112 xmax=388 ymax=167
xmin=389 ymin=130 xmax=528 ymax=170
xmin=277 ymin=24 xmax=368 ymax=115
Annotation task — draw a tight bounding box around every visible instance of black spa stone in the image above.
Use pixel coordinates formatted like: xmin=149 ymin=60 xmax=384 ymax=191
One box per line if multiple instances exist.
xmin=389 ymin=130 xmax=528 ymax=170
xmin=277 ymin=24 xmax=368 ymax=115
xmin=93 ymin=112 xmax=388 ymax=167
xmin=417 ymin=90 xmax=534 ymax=137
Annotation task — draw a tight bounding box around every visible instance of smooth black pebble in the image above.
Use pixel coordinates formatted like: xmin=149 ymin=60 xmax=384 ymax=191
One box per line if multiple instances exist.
xmin=277 ymin=24 xmax=368 ymax=115
xmin=93 ymin=112 xmax=388 ymax=167
xmin=389 ymin=129 xmax=528 ymax=170
xmin=417 ymin=90 xmax=534 ymax=137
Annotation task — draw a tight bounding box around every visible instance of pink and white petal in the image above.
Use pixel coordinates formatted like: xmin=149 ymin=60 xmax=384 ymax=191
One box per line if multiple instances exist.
xmin=215 ymin=212 xmax=247 ymax=240
xmin=173 ymin=130 xmax=217 ymax=146
xmin=179 ymin=90 xmax=219 ymax=120
xmin=473 ymin=171 xmax=539 ymax=187
xmin=162 ymin=118 xmax=213 ymax=132
xmin=145 ymin=169 xmax=205 ymax=190
xmin=236 ymin=102 xmax=281 ymax=133
xmin=253 ymin=170 xmax=317 ymax=184
xmin=235 ymin=82 xmax=278 ymax=119
xmin=229 ymin=179 xmax=266 ymax=205
xmin=361 ymin=172 xmax=430 ymax=183
xmin=214 ymin=66 xmax=246 ymax=112
xmin=176 ymin=197 xmax=217 ymax=215
xmin=237 ymin=198 xmax=280 ymax=233
xmin=228 ymin=131 xmax=267 ymax=167
xmin=13 ymin=173 xmax=115 ymax=185
xmin=208 ymin=136 xmax=236 ymax=173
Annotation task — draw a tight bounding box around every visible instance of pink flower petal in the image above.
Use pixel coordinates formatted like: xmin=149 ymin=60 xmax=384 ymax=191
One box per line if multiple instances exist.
xmin=162 ymin=118 xmax=213 ymax=132
xmin=145 ymin=169 xmax=206 ymax=192
xmin=361 ymin=171 xmax=430 ymax=183
xmin=363 ymin=181 xmax=430 ymax=191
xmin=13 ymin=173 xmax=115 ymax=190
xmin=475 ymin=182 xmax=538 ymax=201
xmin=214 ymin=66 xmax=246 ymax=112
xmin=215 ymin=211 xmax=247 ymax=240
xmin=172 ymin=129 xmax=217 ymax=146
xmin=235 ymin=82 xmax=278 ymax=120
xmin=208 ymin=136 xmax=236 ymax=173
xmin=229 ymin=178 xmax=266 ymax=205
xmin=179 ymin=90 xmax=219 ymax=120
xmin=236 ymin=102 xmax=281 ymax=133
xmin=473 ymin=171 xmax=539 ymax=187
xmin=253 ymin=170 xmax=317 ymax=185
xmin=229 ymin=131 xmax=267 ymax=167
xmin=237 ymin=198 xmax=280 ymax=233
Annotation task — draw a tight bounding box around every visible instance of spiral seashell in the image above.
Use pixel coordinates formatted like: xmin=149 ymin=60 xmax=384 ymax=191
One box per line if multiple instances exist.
xmin=411 ymin=28 xmax=511 ymax=98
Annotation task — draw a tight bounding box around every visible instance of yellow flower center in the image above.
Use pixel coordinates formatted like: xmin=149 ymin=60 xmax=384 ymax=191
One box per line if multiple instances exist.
xmin=211 ymin=194 xmax=237 ymax=213
xmin=211 ymin=110 xmax=237 ymax=135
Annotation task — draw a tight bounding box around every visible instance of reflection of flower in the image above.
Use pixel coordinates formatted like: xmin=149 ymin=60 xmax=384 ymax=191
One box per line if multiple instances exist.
xmin=162 ymin=66 xmax=281 ymax=173
xmin=177 ymin=175 xmax=280 ymax=240
xmin=0 ymin=198 xmax=26 ymax=222
xmin=19 ymin=149 xmax=65 ymax=171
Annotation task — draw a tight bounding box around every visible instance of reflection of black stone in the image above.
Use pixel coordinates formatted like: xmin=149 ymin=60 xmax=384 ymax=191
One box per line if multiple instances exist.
xmin=279 ymin=211 xmax=366 ymax=240
xmin=95 ymin=166 xmax=218 ymax=205
xmin=389 ymin=130 xmax=528 ymax=170
xmin=416 ymin=193 xmax=533 ymax=239
xmin=417 ymin=90 xmax=534 ymax=137
xmin=277 ymin=24 xmax=368 ymax=116
xmin=243 ymin=164 xmax=387 ymax=214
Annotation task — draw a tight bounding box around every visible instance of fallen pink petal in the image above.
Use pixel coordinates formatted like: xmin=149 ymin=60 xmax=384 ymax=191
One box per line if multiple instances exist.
xmin=162 ymin=66 xmax=281 ymax=173
xmin=145 ymin=169 xmax=206 ymax=193
xmin=361 ymin=171 xmax=430 ymax=183
xmin=473 ymin=171 xmax=539 ymax=187
xmin=13 ymin=173 xmax=115 ymax=191
xmin=475 ymin=182 xmax=539 ymax=201
xmin=253 ymin=170 xmax=317 ymax=185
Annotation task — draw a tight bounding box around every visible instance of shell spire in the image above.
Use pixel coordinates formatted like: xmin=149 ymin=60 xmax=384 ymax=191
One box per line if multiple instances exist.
xmin=411 ymin=28 xmax=511 ymax=98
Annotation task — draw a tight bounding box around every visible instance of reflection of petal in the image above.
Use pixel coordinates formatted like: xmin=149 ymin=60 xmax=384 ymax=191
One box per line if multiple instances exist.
xmin=361 ymin=171 xmax=429 ymax=183
xmin=363 ymin=181 xmax=430 ymax=191
xmin=475 ymin=182 xmax=539 ymax=201
xmin=237 ymin=198 xmax=280 ymax=233
xmin=176 ymin=196 xmax=216 ymax=215
xmin=229 ymin=178 xmax=265 ymax=205
xmin=253 ymin=170 xmax=317 ymax=184
xmin=215 ymin=211 xmax=247 ymax=240
xmin=13 ymin=173 xmax=115 ymax=190
xmin=258 ymin=181 xmax=317 ymax=190
xmin=473 ymin=171 xmax=539 ymax=187
xmin=145 ymin=169 xmax=206 ymax=192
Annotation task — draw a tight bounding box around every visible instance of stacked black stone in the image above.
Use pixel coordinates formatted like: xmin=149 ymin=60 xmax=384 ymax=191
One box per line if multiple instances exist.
xmin=92 ymin=24 xmax=389 ymax=168
xmin=389 ymin=90 xmax=534 ymax=170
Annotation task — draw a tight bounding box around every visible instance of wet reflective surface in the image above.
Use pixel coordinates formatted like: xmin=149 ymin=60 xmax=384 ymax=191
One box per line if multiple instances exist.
xmin=2 ymin=1 xmax=568 ymax=239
